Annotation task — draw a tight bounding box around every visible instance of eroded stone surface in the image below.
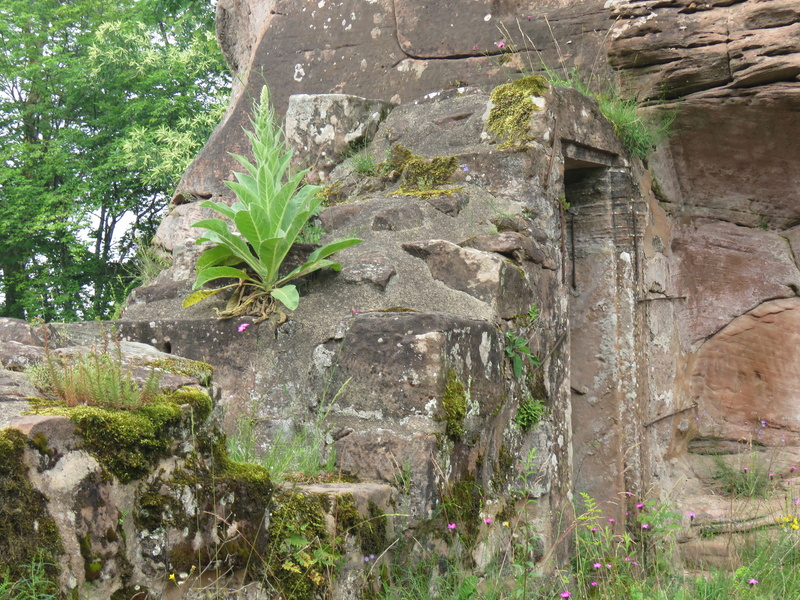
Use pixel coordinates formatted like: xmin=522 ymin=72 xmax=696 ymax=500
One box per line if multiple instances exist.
xmin=670 ymin=219 xmax=800 ymax=348
xmin=285 ymin=93 xmax=395 ymax=178
xmin=607 ymin=0 xmax=800 ymax=103
xmin=403 ymin=239 xmax=532 ymax=318
xmin=690 ymin=298 xmax=800 ymax=446
xmin=341 ymin=252 xmax=397 ymax=290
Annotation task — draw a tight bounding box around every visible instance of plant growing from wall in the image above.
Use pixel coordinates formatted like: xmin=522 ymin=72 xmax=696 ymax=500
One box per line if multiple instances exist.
xmin=505 ymin=330 xmax=539 ymax=378
xmin=183 ymin=85 xmax=362 ymax=319
xmin=516 ymin=396 xmax=546 ymax=431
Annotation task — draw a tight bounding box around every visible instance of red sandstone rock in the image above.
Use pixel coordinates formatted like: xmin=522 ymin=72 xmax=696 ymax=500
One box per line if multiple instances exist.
xmin=690 ymin=298 xmax=800 ymax=446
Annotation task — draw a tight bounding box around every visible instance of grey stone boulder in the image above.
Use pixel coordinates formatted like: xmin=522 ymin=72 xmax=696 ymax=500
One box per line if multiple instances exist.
xmin=285 ymin=93 xmax=395 ymax=179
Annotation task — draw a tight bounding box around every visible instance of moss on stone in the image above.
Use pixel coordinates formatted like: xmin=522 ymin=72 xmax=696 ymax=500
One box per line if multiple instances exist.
xmin=132 ymin=429 xmax=272 ymax=578
xmin=487 ymin=75 xmax=548 ymax=149
xmin=265 ymin=489 xmax=332 ymax=600
xmin=379 ymin=143 xmax=459 ymax=197
xmin=37 ymin=387 xmax=213 ymax=483
xmin=318 ymin=181 xmax=347 ymax=206
xmin=140 ymin=357 xmax=214 ymax=387
xmin=441 ymin=370 xmax=467 ymax=442
xmin=335 ymin=494 xmax=388 ymax=557
xmin=0 ymin=428 xmax=63 ymax=582
xmin=452 ymin=476 xmax=483 ymax=550
xmin=161 ymin=387 xmax=213 ymax=423
xmin=110 ymin=586 xmax=150 ymax=600
xmin=491 ymin=444 xmax=516 ymax=493
xmin=400 ymin=156 xmax=458 ymax=192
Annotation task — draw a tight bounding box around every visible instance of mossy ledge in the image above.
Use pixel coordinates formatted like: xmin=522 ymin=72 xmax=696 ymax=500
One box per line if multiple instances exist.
xmin=0 ymin=428 xmax=63 ymax=582
xmin=487 ymin=75 xmax=548 ymax=149
xmin=34 ymin=387 xmax=213 ymax=483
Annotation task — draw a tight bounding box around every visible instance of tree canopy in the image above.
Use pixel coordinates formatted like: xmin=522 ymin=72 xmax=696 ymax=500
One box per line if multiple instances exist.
xmin=0 ymin=0 xmax=229 ymax=321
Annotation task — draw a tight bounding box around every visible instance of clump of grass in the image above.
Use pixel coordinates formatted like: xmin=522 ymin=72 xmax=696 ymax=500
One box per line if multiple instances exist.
xmin=0 ymin=552 xmax=59 ymax=600
xmin=228 ymin=383 xmax=348 ymax=482
xmin=712 ymin=448 xmax=775 ymax=498
xmin=228 ymin=418 xmax=335 ymax=483
xmin=129 ymin=239 xmax=172 ymax=285
xmin=348 ymin=149 xmax=378 ymax=176
xmin=28 ymin=325 xmax=161 ymax=410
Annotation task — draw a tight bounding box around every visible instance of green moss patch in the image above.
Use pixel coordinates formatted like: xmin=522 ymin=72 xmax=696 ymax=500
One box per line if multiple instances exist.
xmin=441 ymin=370 xmax=467 ymax=442
xmin=335 ymin=494 xmax=388 ymax=557
xmin=487 ymin=75 xmax=548 ymax=149
xmin=400 ymin=156 xmax=458 ymax=192
xmin=133 ymin=432 xmax=272 ymax=578
xmin=379 ymin=144 xmax=460 ymax=198
xmin=0 ymin=428 xmax=62 ymax=582
xmin=36 ymin=387 xmax=213 ymax=483
xmin=266 ymin=489 xmax=334 ymax=600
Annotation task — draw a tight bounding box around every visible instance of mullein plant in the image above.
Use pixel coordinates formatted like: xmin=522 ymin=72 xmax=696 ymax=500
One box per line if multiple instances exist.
xmin=183 ymin=85 xmax=362 ymax=320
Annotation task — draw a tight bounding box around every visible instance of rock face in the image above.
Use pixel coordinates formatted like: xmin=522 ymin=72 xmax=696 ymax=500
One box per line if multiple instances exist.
xmin=19 ymin=0 xmax=800 ymax=586
xmin=123 ymin=76 xmax=647 ymax=571
xmin=176 ymin=0 xmax=614 ymax=202
xmin=0 ymin=321 xmax=395 ymax=600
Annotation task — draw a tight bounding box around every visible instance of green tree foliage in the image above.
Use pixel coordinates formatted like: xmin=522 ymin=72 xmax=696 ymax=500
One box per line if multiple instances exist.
xmin=0 ymin=0 xmax=229 ymax=321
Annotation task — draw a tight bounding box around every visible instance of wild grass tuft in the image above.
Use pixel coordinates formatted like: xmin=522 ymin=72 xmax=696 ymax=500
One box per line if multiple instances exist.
xmin=28 ymin=324 xmax=161 ymax=410
xmin=227 ymin=382 xmax=348 ymax=482
xmin=0 ymin=552 xmax=58 ymax=600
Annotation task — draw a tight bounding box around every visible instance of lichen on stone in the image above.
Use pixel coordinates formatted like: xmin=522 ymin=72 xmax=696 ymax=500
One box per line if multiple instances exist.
xmin=487 ymin=75 xmax=548 ymax=149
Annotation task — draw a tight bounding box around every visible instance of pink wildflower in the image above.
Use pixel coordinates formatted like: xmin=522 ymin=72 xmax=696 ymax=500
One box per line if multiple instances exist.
xmin=642 ymin=524 xmax=650 ymax=529
xmin=472 ymin=45 xmax=478 ymax=50
xmin=608 ymin=518 xmax=615 ymax=523
xmin=560 ymin=593 xmax=571 ymax=598
xmin=748 ymin=579 xmax=758 ymax=586
xmin=687 ymin=512 xmax=696 ymax=519
xmin=593 ymin=562 xmax=601 ymax=569
xmin=590 ymin=581 xmax=598 ymax=587
xmin=496 ymin=41 xmax=506 ymax=48
xmin=447 ymin=523 xmax=457 ymax=530
xmin=636 ymin=503 xmax=645 ymax=509
xmin=484 ymin=517 xmax=492 ymax=524
xmin=237 ymin=323 xmax=250 ymax=333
